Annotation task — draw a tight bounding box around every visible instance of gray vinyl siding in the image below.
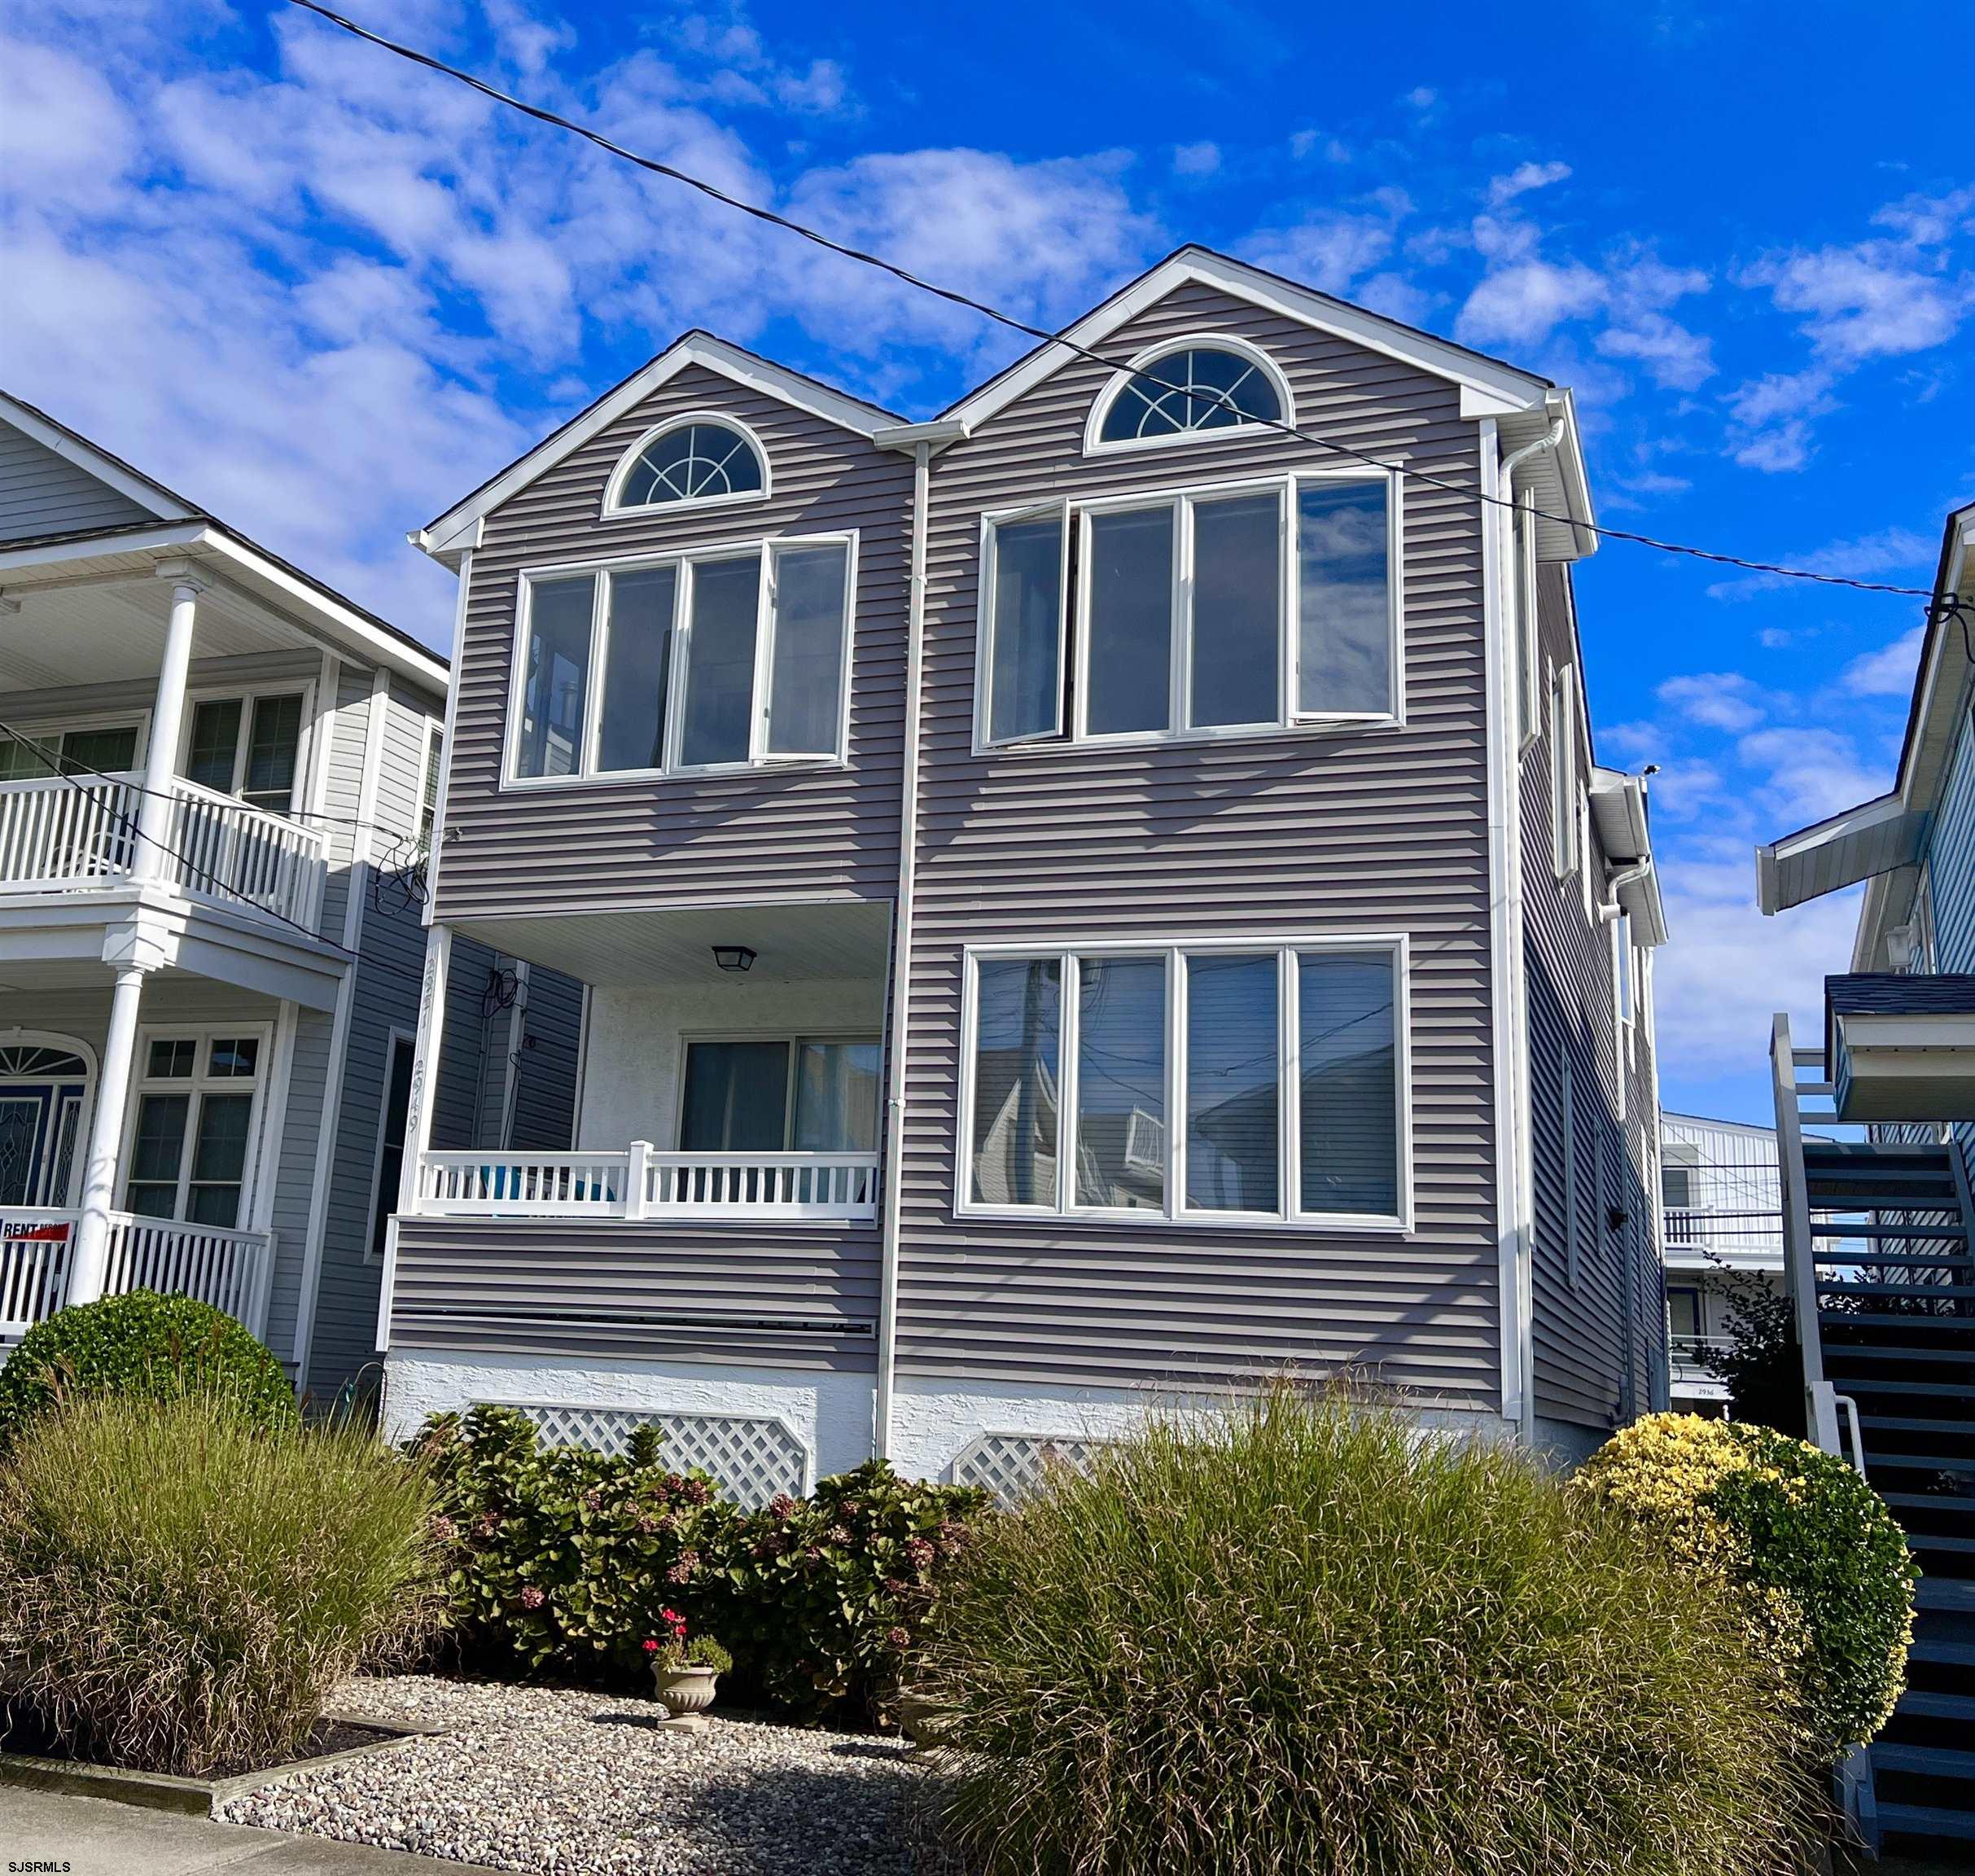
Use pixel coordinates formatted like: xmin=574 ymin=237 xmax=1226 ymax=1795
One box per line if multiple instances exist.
xmin=387 ymin=1217 xmax=879 ymax=1369
xmin=1522 ymin=564 xmax=1658 ymax=1431
xmin=0 ymin=420 xmax=155 ymax=541
xmin=431 ymin=362 xmax=913 ymax=923
xmin=899 ymin=279 xmax=1501 ymax=1406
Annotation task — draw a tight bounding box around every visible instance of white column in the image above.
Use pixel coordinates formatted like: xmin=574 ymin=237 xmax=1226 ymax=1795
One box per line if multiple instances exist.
xmin=67 ymin=961 xmax=152 ymax=1308
xmin=134 ymin=564 xmax=205 ymax=886
xmin=379 ymin=923 xmax=451 ymax=1352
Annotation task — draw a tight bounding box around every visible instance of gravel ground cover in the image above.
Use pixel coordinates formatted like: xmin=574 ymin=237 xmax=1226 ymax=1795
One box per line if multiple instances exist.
xmin=217 ymin=1676 xmax=940 ymax=1876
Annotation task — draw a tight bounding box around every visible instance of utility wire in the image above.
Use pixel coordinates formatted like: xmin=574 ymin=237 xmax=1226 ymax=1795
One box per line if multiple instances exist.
xmin=287 ymin=0 xmax=1943 ymax=603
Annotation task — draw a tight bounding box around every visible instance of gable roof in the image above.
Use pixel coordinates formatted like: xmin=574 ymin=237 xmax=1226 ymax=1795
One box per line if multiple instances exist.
xmin=0 ymin=389 xmax=200 ymax=523
xmin=0 ymin=388 xmax=448 ymax=693
xmin=416 ymin=331 xmax=906 ymax=563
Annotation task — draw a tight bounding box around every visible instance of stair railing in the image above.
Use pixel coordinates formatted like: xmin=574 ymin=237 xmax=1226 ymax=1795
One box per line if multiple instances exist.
xmin=1771 ymin=1013 xmax=1842 ymax=1455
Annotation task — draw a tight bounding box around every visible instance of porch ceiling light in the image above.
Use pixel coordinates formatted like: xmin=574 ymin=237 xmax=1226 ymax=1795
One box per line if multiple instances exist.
xmin=712 ymin=945 xmax=756 ymax=974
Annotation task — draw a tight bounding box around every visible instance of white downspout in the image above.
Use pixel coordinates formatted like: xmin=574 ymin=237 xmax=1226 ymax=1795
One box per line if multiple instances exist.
xmin=874 ymin=439 xmax=931 ymax=1462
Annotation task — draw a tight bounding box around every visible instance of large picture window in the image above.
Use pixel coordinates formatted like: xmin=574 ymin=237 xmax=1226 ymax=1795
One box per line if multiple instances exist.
xmin=121 ymin=1030 xmax=265 ymax=1229
xmin=963 ymin=940 xmax=1408 ymax=1228
xmin=510 ymin=536 xmax=856 ymax=782
xmin=979 ymin=471 xmax=1398 ymax=752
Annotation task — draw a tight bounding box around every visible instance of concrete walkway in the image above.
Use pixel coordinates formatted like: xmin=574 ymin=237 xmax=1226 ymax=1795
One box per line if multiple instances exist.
xmin=0 ymin=1787 xmax=503 ymax=1876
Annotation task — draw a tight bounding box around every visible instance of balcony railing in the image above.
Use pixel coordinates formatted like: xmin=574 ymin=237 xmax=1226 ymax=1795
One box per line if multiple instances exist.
xmin=0 ymin=1209 xmax=274 ymax=1338
xmin=0 ymin=771 xmax=327 ymax=932
xmin=412 ymin=1145 xmax=882 ymax=1222
xmin=1664 ymin=1207 xmax=1785 ymax=1260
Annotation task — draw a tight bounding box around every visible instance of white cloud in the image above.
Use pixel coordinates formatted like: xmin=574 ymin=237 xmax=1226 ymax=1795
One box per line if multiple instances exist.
xmin=1736 ymin=725 xmax=1882 ymax=825
xmin=1752 ymin=243 xmax=1971 ymax=363
xmin=1596 ymin=312 xmax=1713 ymax=390
xmin=1171 ymin=141 xmax=1220 ymax=177
xmin=1657 ymin=672 xmax=1767 ymax=733
xmin=1485 ymin=160 xmax=1570 ymax=209
xmin=1241 ymin=209 xmax=1401 ymax=297
xmin=1706 ymin=524 xmax=1933 ymax=599
xmin=1842 ymin=625 xmax=1925 ymax=697
xmin=1722 ymin=368 xmax=1837 ymax=472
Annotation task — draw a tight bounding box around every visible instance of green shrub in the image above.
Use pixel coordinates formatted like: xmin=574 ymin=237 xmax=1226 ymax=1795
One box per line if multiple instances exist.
xmin=922 ymin=1383 xmax=1808 ymax=1876
xmin=419 ymin=1409 xmax=988 ymax=1720
xmin=719 ymin=1462 xmax=988 ymax=1722
xmin=0 ymin=1391 xmax=440 ymax=1777
xmin=1576 ymin=1411 xmax=1915 ymax=1760
xmin=417 ymin=1405 xmax=740 ymax=1684
xmin=1701 ymin=1267 xmax=1806 ymax=1435
xmin=0 ymin=1291 xmax=295 ymax=1447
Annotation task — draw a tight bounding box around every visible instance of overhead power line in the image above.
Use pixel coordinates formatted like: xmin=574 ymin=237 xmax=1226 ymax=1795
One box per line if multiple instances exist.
xmin=287 ymin=0 xmax=1945 ymax=603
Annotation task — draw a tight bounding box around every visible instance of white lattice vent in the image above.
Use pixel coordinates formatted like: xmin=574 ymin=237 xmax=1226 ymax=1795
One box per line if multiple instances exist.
xmin=494 ymin=1403 xmax=808 ymax=1507
xmin=950 ymin=1431 xmax=1107 ymax=1505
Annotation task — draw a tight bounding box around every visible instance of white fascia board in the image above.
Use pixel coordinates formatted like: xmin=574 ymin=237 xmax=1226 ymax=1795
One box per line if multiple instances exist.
xmin=1757 ymin=790 xmax=1917 ymax=916
xmin=943 ymin=250 xmax=1555 ymax=435
xmin=0 ymin=520 xmax=208 ymax=575
xmin=871 ymin=418 xmax=970 ymax=454
xmin=0 ymin=393 xmax=195 ymax=522
xmin=1589 ymin=766 xmax=1650 ymax=861
xmin=416 ymin=335 xmax=902 ymax=559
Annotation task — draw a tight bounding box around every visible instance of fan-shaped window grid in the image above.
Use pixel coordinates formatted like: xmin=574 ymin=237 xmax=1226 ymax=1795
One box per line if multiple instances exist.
xmin=1097 ymin=347 xmax=1282 ymax=445
xmin=617 ymin=423 xmax=765 ymax=507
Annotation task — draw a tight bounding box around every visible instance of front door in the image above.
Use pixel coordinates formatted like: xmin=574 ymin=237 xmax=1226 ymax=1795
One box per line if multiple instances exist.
xmin=0 ymin=1044 xmax=93 ymax=1208
xmin=0 ymin=1090 xmax=52 ymax=1207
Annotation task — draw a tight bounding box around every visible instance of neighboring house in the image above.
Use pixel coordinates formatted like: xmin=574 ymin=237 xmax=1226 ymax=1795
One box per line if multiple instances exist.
xmin=379 ymin=245 xmax=1669 ymax=1497
xmin=0 ymin=392 xmax=577 ymax=1403
xmin=1754 ymin=502 xmax=1975 ymax=1854
xmin=1658 ymin=1111 xmax=1787 ymax=1412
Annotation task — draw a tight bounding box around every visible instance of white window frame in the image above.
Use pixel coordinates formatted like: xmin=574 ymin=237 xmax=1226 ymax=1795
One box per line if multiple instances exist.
xmin=673 ymin=1030 xmax=882 ymax=1153
xmin=416 ymin=719 xmax=444 ymax=847
xmin=1084 ymin=333 xmax=1297 ymax=458
xmin=178 ymin=681 xmax=315 ymax=816
xmin=1513 ymin=491 xmax=1540 ymax=752
xmin=504 ymin=531 xmax=859 ymax=788
xmin=600 ymin=410 xmax=772 ymax=519
xmin=1550 ymin=660 xmax=1580 ymax=881
xmin=0 ymin=710 xmax=152 ymax=780
xmin=116 ymin=1023 xmax=274 ymax=1229
xmin=956 ymin=933 xmax=1412 ymax=1234
xmin=975 ymin=464 xmax=1403 ymax=756
xmin=363 ymin=1028 xmax=416 ymax=1263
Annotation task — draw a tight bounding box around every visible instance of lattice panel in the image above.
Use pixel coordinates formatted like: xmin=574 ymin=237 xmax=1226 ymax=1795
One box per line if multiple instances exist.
xmin=498 ymin=1403 xmax=808 ymax=1507
xmin=950 ymin=1431 xmax=1106 ymax=1505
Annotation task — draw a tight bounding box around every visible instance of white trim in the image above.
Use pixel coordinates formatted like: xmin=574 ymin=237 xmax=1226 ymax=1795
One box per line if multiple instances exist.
xmin=502 ymin=530 xmax=860 ymax=787
xmin=379 ymin=923 xmax=451 ymax=1352
xmin=941 ymin=248 xmax=1553 ymax=437
xmin=1082 ymin=332 xmax=1297 ymax=457
xmin=424 ymin=549 xmax=471 ymax=924
xmin=601 ymin=410 xmax=772 ymax=518
xmin=414 ymin=717 xmax=444 ymax=848
xmin=974 ymin=463 xmax=1403 ymax=756
xmin=955 ymin=933 xmax=1413 ymax=1235
xmin=418 ymin=333 xmax=900 ymax=558
xmin=1478 ymin=419 xmax=1532 ymax=1437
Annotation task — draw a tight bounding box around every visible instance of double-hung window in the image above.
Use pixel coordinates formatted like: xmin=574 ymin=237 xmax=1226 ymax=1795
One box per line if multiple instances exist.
xmin=1550 ymin=663 xmax=1580 ymax=879
xmin=963 ymin=939 xmax=1408 ymax=1228
xmin=123 ymin=1031 xmax=265 ymax=1228
xmin=184 ymin=693 xmax=305 ymax=812
xmin=978 ymin=471 xmax=1399 ymax=751
xmin=1513 ymin=493 xmax=1540 ymax=748
xmin=510 ymin=535 xmax=855 ymax=782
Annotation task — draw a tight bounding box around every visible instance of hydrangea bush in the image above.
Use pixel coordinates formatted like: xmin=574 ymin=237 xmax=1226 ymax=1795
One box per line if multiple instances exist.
xmin=417 ymin=1407 xmax=988 ymax=1721
xmin=1575 ymin=1412 xmax=1915 ymax=1759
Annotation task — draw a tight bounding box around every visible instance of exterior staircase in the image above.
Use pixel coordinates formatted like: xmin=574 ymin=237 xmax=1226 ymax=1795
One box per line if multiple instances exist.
xmin=1774 ymin=1016 xmax=1975 ymax=1860
xmin=1800 ymin=1140 xmax=1975 ymax=1853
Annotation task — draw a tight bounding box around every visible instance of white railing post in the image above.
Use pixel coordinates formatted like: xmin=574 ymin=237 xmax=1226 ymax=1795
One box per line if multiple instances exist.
xmin=1771 ymin=1012 xmax=1837 ymax=1453
xmin=625 ymin=1140 xmax=651 ymax=1220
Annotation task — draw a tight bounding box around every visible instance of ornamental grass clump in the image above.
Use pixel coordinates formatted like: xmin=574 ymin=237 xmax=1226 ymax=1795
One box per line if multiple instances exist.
xmin=922 ymin=1383 xmax=1809 ymax=1876
xmin=0 ymin=1391 xmax=441 ymax=1777
xmin=1576 ymin=1411 xmax=1916 ymax=1760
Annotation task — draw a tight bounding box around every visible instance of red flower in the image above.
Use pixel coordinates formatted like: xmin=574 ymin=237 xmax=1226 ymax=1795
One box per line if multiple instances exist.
xmin=642 ymin=1637 xmax=660 ymax=1654
xmin=659 ymin=1606 xmax=687 ymax=1637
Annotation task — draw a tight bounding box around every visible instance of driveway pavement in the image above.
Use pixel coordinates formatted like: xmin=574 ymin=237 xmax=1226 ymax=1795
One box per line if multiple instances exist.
xmin=0 ymin=1786 xmax=502 ymax=1876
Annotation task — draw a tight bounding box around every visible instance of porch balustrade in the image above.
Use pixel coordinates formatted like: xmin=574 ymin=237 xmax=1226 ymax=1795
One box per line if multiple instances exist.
xmin=0 ymin=1208 xmax=274 ymax=1339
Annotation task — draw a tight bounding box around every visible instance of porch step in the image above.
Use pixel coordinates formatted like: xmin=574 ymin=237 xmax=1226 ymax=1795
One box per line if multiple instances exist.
xmin=1862 ymin=1416 xmax=1975 ymax=1437
xmin=1811 ymin=1223 xmax=1973 ymax=1241
xmin=1910 ymin=1637 xmax=1975 ymax=1668
xmin=1875 ymin=1745 xmax=1975 ymax=1782
xmin=1898 ymin=1690 xmax=1975 ymax=1722
xmin=1916 ymin=1580 xmax=1975 ymax=1614
xmin=1816 ymin=1279 xmax=1975 ymax=1299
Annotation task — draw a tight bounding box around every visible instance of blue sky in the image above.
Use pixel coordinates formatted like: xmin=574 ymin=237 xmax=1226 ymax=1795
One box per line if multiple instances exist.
xmin=4 ymin=0 xmax=1973 ymax=1124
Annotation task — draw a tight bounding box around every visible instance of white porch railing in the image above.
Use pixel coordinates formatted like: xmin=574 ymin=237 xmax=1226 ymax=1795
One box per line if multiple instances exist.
xmin=413 ymin=1145 xmax=882 ymax=1222
xmin=0 ymin=771 xmax=327 ymax=932
xmin=0 ymin=1209 xmax=274 ymax=1338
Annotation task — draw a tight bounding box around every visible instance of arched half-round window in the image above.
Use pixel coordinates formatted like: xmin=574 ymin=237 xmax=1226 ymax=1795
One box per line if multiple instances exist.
xmin=607 ymin=416 xmax=768 ymax=512
xmin=1088 ymin=339 xmax=1290 ymax=452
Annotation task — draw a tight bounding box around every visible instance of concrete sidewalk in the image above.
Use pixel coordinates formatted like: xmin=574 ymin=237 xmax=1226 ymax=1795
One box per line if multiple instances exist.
xmin=0 ymin=1786 xmax=503 ymax=1876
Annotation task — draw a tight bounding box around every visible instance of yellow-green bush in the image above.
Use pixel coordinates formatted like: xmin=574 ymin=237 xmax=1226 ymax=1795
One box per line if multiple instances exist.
xmin=1576 ymin=1413 xmax=1915 ymax=1760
